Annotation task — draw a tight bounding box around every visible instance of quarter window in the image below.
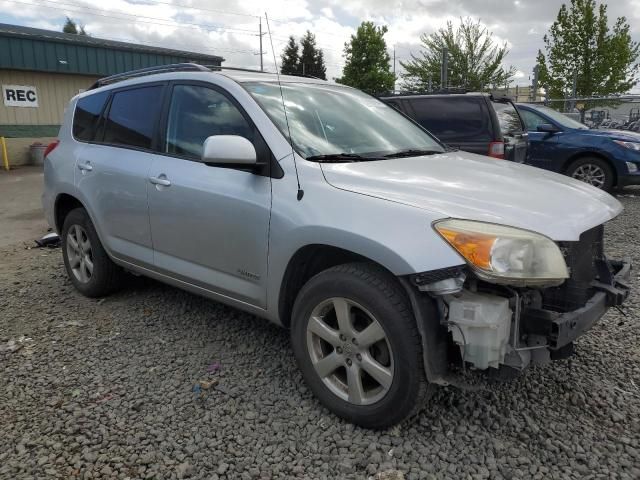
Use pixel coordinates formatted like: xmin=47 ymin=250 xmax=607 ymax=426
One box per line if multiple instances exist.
xmin=408 ymin=97 xmax=491 ymax=141
xmin=165 ymin=85 xmax=253 ymax=159
xmin=102 ymin=86 xmax=164 ymax=149
xmin=73 ymin=91 xmax=109 ymax=142
xmin=493 ymin=102 xmax=524 ymax=136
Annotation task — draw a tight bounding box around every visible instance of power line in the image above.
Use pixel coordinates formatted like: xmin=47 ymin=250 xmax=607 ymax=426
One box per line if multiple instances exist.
xmin=102 ymin=34 xmax=258 ymax=55
xmin=110 ymin=0 xmax=261 ymax=20
xmin=2 ymin=0 xmax=348 ymax=72
xmin=7 ymin=0 xmax=345 ymax=54
xmin=4 ymin=0 xmax=261 ymax=37
xmin=126 ymin=0 xmax=349 ymax=39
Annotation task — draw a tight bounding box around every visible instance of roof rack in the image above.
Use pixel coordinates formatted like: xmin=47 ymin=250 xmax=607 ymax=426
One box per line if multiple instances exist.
xmin=88 ymin=63 xmax=210 ymax=89
xmin=380 ymin=88 xmax=472 ymax=97
xmin=88 ymin=63 xmax=322 ymax=90
xmin=205 ymin=65 xmax=272 ymax=74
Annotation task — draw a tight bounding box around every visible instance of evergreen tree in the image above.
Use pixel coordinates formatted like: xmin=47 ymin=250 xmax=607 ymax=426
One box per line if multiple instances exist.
xmin=62 ymin=17 xmax=78 ymax=35
xmin=62 ymin=17 xmax=88 ymax=36
xmin=336 ymin=22 xmax=395 ymax=94
xmin=280 ymin=36 xmax=299 ymax=75
xmin=298 ymin=31 xmax=326 ymax=79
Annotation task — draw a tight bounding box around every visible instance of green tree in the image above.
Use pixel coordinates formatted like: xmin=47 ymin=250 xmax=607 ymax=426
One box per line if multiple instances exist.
xmin=536 ymin=0 xmax=639 ymax=101
xmin=400 ymin=18 xmax=515 ymax=91
xmin=62 ymin=17 xmax=88 ymax=36
xmin=298 ymin=31 xmax=326 ymax=79
xmin=336 ymin=22 xmax=395 ymax=94
xmin=280 ymin=36 xmax=299 ymax=75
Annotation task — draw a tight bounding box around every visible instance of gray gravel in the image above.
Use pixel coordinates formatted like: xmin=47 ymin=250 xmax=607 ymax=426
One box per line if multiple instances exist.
xmin=1 ymin=190 xmax=640 ymax=480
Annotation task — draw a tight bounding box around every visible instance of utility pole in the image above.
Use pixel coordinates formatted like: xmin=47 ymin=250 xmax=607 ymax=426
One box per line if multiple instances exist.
xmin=544 ymin=85 xmax=549 ymax=106
xmin=440 ymin=47 xmax=448 ymax=89
xmin=258 ymin=17 xmax=264 ymax=72
xmin=393 ymin=47 xmax=396 ymax=76
xmin=392 ymin=47 xmax=396 ymax=93
xmin=531 ymin=65 xmax=539 ymax=102
xmin=571 ymin=71 xmax=578 ymax=110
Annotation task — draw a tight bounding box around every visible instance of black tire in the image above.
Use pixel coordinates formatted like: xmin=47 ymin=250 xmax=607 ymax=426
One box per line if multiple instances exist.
xmin=565 ymin=157 xmax=615 ymax=191
xmin=290 ymin=262 xmax=431 ymax=428
xmin=61 ymin=207 xmax=123 ymax=297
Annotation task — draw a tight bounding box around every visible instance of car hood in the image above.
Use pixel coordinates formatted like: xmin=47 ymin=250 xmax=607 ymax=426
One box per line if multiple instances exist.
xmin=582 ymin=128 xmax=640 ymax=141
xmin=320 ymin=151 xmax=622 ymax=241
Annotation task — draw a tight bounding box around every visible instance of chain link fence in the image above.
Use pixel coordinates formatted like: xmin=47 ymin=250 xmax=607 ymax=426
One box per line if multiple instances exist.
xmin=489 ymin=87 xmax=640 ymax=131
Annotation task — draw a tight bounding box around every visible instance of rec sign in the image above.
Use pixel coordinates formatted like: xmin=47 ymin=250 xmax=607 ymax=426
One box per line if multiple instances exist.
xmin=2 ymin=85 xmax=39 ymax=108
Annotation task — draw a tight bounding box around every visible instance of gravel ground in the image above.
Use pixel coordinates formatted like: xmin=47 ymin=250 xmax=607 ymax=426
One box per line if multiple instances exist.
xmin=1 ymin=191 xmax=640 ymax=480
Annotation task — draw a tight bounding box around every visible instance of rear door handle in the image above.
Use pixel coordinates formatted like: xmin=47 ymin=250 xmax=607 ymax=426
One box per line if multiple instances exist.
xmin=149 ymin=175 xmax=171 ymax=187
xmin=78 ymin=162 xmax=93 ymax=171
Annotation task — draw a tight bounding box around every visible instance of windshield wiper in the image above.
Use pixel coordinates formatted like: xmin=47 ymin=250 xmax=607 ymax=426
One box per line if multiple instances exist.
xmin=306 ymin=153 xmax=383 ymax=162
xmin=383 ymin=148 xmax=443 ymax=158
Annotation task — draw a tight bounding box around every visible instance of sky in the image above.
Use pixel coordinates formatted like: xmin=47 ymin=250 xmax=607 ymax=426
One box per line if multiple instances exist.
xmin=1 ymin=0 xmax=639 ymax=89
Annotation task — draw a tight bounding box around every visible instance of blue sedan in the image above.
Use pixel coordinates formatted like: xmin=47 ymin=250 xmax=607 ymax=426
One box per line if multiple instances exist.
xmin=516 ymin=103 xmax=640 ymax=191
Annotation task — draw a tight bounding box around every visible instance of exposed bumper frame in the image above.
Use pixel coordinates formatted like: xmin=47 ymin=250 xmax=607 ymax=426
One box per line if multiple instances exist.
xmin=522 ymin=257 xmax=631 ymax=350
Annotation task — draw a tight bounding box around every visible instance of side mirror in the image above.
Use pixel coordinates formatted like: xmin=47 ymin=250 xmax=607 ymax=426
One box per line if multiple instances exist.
xmin=201 ymin=135 xmax=257 ymax=165
xmin=536 ymin=123 xmax=560 ymax=133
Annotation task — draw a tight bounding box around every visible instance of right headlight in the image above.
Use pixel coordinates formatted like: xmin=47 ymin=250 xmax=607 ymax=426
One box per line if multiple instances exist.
xmin=614 ymin=140 xmax=640 ymax=152
xmin=434 ymin=219 xmax=569 ymax=287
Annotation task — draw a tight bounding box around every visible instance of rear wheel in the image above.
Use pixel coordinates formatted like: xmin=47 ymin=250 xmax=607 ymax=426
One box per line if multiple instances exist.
xmin=290 ymin=262 xmax=431 ymax=428
xmin=566 ymin=157 xmax=614 ymax=191
xmin=61 ymin=208 xmax=124 ymax=297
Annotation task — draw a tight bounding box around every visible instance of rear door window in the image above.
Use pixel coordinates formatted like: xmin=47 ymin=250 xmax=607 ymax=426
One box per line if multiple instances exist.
xmin=73 ymin=91 xmax=109 ymax=142
xmin=102 ymin=85 xmax=164 ymax=150
xmin=407 ymin=97 xmax=491 ymax=141
xmin=493 ymin=101 xmax=524 ymax=135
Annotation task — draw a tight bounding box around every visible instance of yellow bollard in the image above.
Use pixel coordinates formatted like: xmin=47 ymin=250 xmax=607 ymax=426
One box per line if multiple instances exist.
xmin=1 ymin=137 xmax=9 ymax=171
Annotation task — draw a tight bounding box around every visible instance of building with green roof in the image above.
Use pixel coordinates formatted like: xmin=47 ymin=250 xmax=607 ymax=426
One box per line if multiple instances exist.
xmin=0 ymin=23 xmax=223 ymax=165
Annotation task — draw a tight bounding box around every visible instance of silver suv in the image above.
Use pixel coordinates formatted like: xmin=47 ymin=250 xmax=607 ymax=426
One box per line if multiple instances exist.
xmin=43 ymin=64 xmax=630 ymax=428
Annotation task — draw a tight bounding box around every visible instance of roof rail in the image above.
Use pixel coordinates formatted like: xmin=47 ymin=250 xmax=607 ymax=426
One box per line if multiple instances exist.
xmin=206 ymin=65 xmax=270 ymax=74
xmin=88 ymin=63 xmax=210 ymax=89
xmin=380 ymin=88 xmax=472 ymax=97
xmin=207 ymin=65 xmax=325 ymax=80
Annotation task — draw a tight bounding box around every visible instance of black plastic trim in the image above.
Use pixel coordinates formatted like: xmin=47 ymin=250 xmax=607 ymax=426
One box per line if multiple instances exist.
xmin=522 ymin=256 xmax=631 ymax=349
xmin=398 ymin=277 xmax=449 ymax=384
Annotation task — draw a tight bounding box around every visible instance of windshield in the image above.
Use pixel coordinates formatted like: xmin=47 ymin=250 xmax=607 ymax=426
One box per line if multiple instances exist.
xmin=244 ymin=82 xmax=444 ymax=159
xmin=531 ymin=105 xmax=588 ymax=129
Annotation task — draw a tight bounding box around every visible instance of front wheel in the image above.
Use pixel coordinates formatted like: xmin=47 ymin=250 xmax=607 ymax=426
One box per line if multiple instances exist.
xmin=566 ymin=157 xmax=614 ymax=191
xmin=290 ymin=263 xmax=431 ymax=428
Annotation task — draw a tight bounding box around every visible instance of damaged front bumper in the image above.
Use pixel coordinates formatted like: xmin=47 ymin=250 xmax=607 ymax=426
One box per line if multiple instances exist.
xmin=521 ymin=257 xmax=631 ymax=350
xmin=403 ymin=251 xmax=632 ymax=385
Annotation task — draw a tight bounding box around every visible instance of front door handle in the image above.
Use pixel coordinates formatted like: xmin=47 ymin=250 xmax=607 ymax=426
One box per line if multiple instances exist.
xmin=78 ymin=162 xmax=93 ymax=172
xmin=149 ymin=175 xmax=171 ymax=187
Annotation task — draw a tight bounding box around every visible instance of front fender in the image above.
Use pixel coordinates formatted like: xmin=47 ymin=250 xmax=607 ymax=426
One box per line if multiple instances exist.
xmin=265 ymin=177 xmax=464 ymax=322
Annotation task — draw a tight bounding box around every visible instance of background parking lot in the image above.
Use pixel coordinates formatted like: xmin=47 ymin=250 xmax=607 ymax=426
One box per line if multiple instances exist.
xmin=1 ymin=170 xmax=639 ymax=480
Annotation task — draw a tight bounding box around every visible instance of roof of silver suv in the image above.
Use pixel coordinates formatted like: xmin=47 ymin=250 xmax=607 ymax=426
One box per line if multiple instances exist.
xmin=88 ymin=63 xmax=329 ymax=91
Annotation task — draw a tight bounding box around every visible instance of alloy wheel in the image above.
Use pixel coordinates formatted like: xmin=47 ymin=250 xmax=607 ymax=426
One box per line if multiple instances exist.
xmin=306 ymin=297 xmax=394 ymax=405
xmin=572 ymin=163 xmax=606 ymax=188
xmin=66 ymin=224 xmax=93 ymax=283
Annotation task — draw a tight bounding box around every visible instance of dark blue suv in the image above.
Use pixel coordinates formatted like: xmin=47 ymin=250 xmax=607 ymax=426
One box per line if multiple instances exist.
xmin=517 ymin=103 xmax=640 ymax=191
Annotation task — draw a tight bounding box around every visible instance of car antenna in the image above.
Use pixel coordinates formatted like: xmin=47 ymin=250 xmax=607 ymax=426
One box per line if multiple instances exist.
xmin=264 ymin=13 xmax=304 ymax=201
